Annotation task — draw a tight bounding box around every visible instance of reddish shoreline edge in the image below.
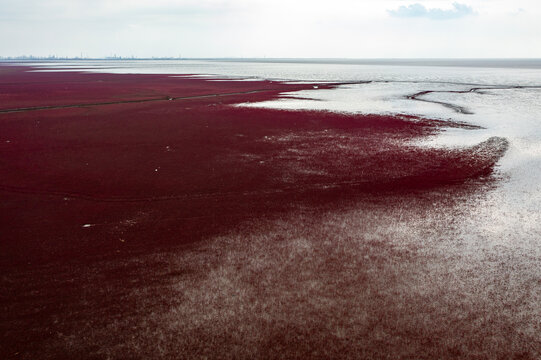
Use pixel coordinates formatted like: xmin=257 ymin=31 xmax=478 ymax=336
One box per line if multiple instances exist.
xmin=0 ymin=65 xmax=506 ymax=265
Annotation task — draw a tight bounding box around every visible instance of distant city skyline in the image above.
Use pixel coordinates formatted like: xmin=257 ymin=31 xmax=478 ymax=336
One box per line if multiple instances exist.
xmin=1 ymin=0 xmax=540 ymax=58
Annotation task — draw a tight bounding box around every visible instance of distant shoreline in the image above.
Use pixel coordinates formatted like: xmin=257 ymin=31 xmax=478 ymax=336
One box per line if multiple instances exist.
xmin=2 ymin=58 xmax=541 ymax=69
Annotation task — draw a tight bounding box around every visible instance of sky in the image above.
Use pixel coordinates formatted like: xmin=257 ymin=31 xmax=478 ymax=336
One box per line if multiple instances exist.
xmin=0 ymin=0 xmax=540 ymax=58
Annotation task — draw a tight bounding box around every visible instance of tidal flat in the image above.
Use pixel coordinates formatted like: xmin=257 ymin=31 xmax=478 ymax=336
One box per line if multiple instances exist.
xmin=0 ymin=64 xmax=539 ymax=359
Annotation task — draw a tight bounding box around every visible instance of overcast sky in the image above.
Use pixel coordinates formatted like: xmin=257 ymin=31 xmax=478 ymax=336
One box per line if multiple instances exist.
xmin=1 ymin=0 xmax=539 ymax=58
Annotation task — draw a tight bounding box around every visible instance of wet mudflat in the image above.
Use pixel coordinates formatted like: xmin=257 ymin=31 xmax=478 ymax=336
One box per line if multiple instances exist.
xmin=0 ymin=65 xmax=537 ymax=359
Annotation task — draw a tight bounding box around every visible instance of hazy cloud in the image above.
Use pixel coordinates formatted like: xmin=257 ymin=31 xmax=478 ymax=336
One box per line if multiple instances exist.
xmin=1 ymin=0 xmax=540 ymax=58
xmin=388 ymin=2 xmax=475 ymax=20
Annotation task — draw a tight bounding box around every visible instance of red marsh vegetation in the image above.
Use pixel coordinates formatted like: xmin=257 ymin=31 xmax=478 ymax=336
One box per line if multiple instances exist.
xmin=1 ymin=65 xmax=531 ymax=360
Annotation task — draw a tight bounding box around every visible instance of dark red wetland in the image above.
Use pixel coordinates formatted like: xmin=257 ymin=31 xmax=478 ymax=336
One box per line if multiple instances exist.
xmin=2 ymin=65 xmax=532 ymax=360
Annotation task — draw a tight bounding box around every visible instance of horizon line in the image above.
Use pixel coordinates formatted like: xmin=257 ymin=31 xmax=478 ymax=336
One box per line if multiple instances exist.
xmin=2 ymin=56 xmax=541 ymax=60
